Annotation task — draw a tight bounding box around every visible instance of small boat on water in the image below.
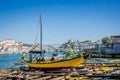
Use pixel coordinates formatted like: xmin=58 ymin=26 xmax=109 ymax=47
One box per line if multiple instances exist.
xmin=18 ymin=14 xmax=90 ymax=69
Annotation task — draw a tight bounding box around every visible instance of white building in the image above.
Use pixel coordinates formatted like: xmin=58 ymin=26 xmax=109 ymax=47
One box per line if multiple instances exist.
xmin=7 ymin=46 xmax=19 ymax=53
xmin=0 ymin=39 xmax=15 ymax=46
xmin=110 ymin=36 xmax=120 ymax=43
xmin=105 ymin=36 xmax=120 ymax=54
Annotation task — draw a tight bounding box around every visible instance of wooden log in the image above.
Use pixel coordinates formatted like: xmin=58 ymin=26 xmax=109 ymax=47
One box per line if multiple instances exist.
xmin=41 ymin=73 xmax=65 ymax=76
xmin=34 ymin=76 xmax=51 ymax=80
xmin=24 ymin=71 xmax=43 ymax=75
xmin=49 ymin=76 xmax=64 ymax=80
xmin=29 ymin=75 xmax=39 ymax=79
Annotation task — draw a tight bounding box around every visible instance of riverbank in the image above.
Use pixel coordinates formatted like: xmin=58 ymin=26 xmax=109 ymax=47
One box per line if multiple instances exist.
xmin=0 ymin=52 xmax=21 ymax=54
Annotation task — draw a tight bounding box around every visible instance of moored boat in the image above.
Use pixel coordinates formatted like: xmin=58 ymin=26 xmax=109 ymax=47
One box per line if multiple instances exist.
xmin=27 ymin=50 xmax=90 ymax=69
xmin=28 ymin=55 xmax=85 ymax=69
xmin=16 ymin=14 xmax=91 ymax=69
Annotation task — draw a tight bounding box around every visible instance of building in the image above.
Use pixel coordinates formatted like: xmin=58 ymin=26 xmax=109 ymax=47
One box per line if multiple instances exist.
xmin=105 ymin=35 xmax=120 ymax=55
xmin=7 ymin=45 xmax=19 ymax=53
xmin=0 ymin=39 xmax=32 ymax=53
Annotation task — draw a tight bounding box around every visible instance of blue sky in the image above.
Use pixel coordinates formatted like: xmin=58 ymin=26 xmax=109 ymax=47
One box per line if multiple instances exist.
xmin=0 ymin=0 xmax=120 ymax=44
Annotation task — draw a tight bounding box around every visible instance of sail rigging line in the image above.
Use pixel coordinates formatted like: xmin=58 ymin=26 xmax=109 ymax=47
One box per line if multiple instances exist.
xmin=28 ymin=13 xmax=43 ymax=61
xmin=34 ymin=23 xmax=40 ymax=45
xmin=13 ymin=19 xmax=41 ymax=65
xmin=14 ymin=14 xmax=44 ymax=65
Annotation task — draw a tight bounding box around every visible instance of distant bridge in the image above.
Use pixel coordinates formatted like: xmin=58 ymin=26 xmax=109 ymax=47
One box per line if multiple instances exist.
xmin=44 ymin=44 xmax=62 ymax=49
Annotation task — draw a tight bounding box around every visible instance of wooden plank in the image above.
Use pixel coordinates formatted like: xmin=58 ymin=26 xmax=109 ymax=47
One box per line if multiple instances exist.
xmin=29 ymin=76 xmax=39 ymax=79
xmin=49 ymin=76 xmax=64 ymax=80
xmin=34 ymin=76 xmax=51 ymax=80
xmin=24 ymin=71 xmax=43 ymax=75
xmin=41 ymin=73 xmax=65 ymax=76
xmin=83 ymin=62 xmax=120 ymax=64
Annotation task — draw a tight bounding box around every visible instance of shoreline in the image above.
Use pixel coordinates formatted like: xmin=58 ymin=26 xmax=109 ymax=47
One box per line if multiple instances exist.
xmin=0 ymin=53 xmax=21 ymax=55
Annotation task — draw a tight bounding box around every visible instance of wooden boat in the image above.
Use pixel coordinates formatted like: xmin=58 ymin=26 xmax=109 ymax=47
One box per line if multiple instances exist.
xmin=20 ymin=14 xmax=90 ymax=69
xmin=27 ymin=50 xmax=90 ymax=69
xmin=28 ymin=56 xmax=85 ymax=69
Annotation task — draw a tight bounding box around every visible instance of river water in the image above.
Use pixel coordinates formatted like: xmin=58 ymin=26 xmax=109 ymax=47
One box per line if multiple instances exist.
xmin=0 ymin=52 xmax=65 ymax=69
xmin=0 ymin=53 xmax=22 ymax=69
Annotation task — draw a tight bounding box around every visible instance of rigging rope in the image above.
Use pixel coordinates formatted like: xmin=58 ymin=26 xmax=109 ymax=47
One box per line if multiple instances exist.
xmin=12 ymin=24 xmax=40 ymax=67
xmin=34 ymin=24 xmax=40 ymax=45
xmin=13 ymin=15 xmax=43 ymax=67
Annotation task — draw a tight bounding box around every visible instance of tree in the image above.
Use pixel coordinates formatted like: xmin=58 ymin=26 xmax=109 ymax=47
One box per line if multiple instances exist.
xmin=65 ymin=51 xmax=74 ymax=59
xmin=101 ymin=37 xmax=110 ymax=44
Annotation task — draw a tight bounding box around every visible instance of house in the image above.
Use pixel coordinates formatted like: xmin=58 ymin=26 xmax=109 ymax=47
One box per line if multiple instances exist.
xmin=7 ymin=45 xmax=19 ymax=53
xmin=105 ymin=35 xmax=120 ymax=55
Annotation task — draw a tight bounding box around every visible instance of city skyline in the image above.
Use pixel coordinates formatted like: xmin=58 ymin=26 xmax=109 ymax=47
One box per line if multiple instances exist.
xmin=0 ymin=0 xmax=120 ymax=44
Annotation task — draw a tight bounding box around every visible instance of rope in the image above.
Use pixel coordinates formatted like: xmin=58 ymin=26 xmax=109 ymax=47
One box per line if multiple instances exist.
xmin=13 ymin=18 xmax=42 ymax=67
xmin=34 ymin=24 xmax=40 ymax=45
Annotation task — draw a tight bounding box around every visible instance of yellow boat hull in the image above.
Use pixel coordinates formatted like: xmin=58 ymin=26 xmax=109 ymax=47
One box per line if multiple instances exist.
xmin=28 ymin=57 xmax=85 ymax=69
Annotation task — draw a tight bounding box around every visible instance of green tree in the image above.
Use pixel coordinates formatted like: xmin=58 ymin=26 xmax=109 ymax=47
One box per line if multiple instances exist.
xmin=65 ymin=51 xmax=74 ymax=59
xmin=101 ymin=37 xmax=110 ymax=44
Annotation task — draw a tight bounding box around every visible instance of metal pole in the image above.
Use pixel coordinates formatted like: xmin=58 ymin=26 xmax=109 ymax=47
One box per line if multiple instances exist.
xmin=40 ymin=14 xmax=42 ymax=57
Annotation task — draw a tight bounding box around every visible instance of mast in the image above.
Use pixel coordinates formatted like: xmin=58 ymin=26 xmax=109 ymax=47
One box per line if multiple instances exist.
xmin=40 ymin=13 xmax=43 ymax=57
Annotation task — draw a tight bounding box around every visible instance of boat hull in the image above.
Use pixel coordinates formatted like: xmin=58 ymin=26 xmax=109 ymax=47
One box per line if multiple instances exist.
xmin=28 ymin=57 xmax=85 ymax=69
